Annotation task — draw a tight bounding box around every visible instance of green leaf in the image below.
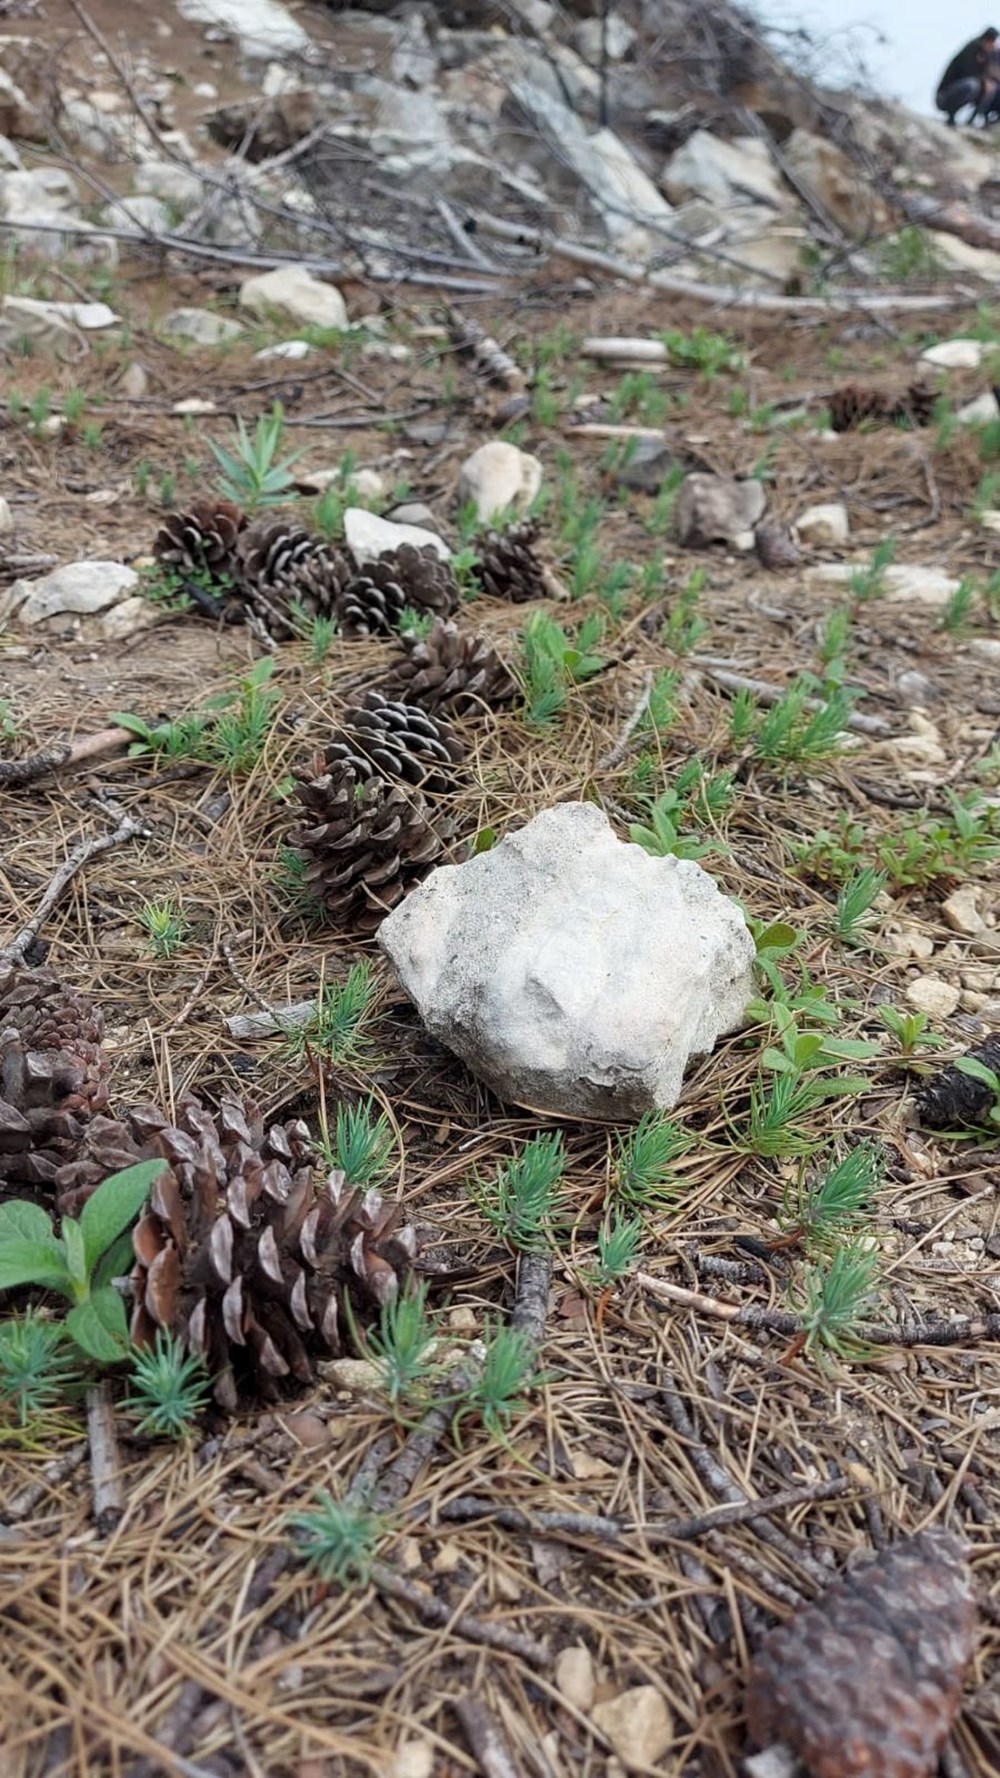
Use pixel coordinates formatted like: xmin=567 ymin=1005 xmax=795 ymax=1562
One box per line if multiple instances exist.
xmin=0 ymin=1200 xmax=54 ymax=1244
xmin=65 ymin=1292 xmax=129 ymax=1363
xmin=954 ymin=1057 xmax=1000 ymax=1090
xmin=93 ymin=1230 xmax=139 ymax=1291
xmin=756 ymin=921 xmax=799 ymax=955
xmin=0 ymin=1238 xmax=70 ymax=1294
xmin=110 ymin=711 xmax=153 ymax=738
xmin=473 ymin=827 xmax=497 ymax=855
xmin=62 ymin=1217 xmax=87 ymax=1288
xmin=79 ymin=1160 xmax=165 ymax=1274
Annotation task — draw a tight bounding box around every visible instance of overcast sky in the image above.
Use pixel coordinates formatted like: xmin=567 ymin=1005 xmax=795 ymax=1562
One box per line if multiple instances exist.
xmin=763 ymin=2 xmax=997 ymax=114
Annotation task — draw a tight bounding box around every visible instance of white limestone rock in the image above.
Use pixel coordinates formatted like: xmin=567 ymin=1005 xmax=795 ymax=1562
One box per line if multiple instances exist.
xmin=794 ymin=502 xmax=849 ymax=546
xmin=238 ymin=265 xmax=348 ymax=331
xmin=378 ymin=803 xmax=755 ymax=1120
xmin=591 ymin=1686 xmax=673 ymax=1770
xmin=160 ymin=307 xmax=244 ymax=345
xmin=344 ymin=507 xmax=449 ymax=565
xmin=920 ymin=338 xmax=984 ymax=370
xmin=905 ymin=975 xmax=961 ymax=1019
xmin=662 ymin=130 xmax=785 ymax=209
xmin=457 ymin=441 xmax=542 ymax=522
xmin=0 ymin=560 xmax=138 ymax=626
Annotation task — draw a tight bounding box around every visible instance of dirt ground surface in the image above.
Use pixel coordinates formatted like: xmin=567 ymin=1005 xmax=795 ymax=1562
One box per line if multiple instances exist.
xmin=2 ymin=4 xmax=1000 ymax=1778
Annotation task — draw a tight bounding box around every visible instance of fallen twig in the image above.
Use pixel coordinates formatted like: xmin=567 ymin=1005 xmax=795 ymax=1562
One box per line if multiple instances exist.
xmin=598 ymin=669 xmax=654 ymax=769
xmin=454 ymin=1694 xmax=521 ymax=1778
xmin=689 ymin=660 xmax=892 ymax=737
xmin=510 ymin=1250 xmax=552 ymax=1354
xmin=2 ymin=1440 xmax=88 ymax=1522
xmin=0 ymin=726 xmax=130 ymax=791
xmin=448 ymin=307 xmax=525 ymax=391
xmin=0 ymin=812 xmax=146 ymax=965
xmin=637 ymin=1270 xmax=1000 ymax=1348
xmin=86 ymin=1380 xmax=124 ymax=1534
xmin=370 ymin=1562 xmax=550 ymax=1666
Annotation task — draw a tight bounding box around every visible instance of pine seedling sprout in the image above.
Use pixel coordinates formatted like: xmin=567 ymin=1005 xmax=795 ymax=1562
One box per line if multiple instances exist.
xmin=794 ymin=1243 xmax=881 ymax=1361
xmin=470 ymin=1131 xmax=566 ymax=1250
xmin=455 ymin=1322 xmax=543 ymax=1443
xmin=328 ymin=1099 xmax=395 ymax=1188
xmin=0 ymin=1311 xmax=80 ymax=1428
xmin=614 ymin=1111 xmax=691 ymax=1209
xmin=292 ymin=961 xmax=379 ymax=1067
xmin=124 ymin=1330 xmax=212 ymax=1439
xmin=784 ymin=1142 xmax=884 ymax=1254
xmin=288 ymin=1490 xmax=386 ymax=1587
xmin=366 ymin=1284 xmax=438 ymax=1411
xmin=834 ymin=866 xmax=888 ymax=944
xmin=587 ymin=1212 xmax=642 ymax=1287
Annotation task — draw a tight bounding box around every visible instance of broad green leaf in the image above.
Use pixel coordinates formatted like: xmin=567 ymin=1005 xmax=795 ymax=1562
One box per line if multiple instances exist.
xmin=110 ymin=711 xmax=152 ymax=738
xmin=62 ymin=1217 xmax=87 ymax=1288
xmin=0 ymin=1200 xmax=54 ymax=1244
xmin=93 ymin=1230 xmax=138 ymax=1291
xmin=955 ymin=1057 xmax=1000 ymax=1091
xmin=818 ymin=1037 xmax=883 ymax=1062
xmin=0 ymin=1238 xmax=70 ymax=1294
xmin=755 ymin=921 xmax=799 ymax=955
xmin=473 ymin=827 xmax=496 ymax=855
xmin=761 ymin=1046 xmax=795 ymax=1073
xmin=80 ymin=1160 xmax=165 ymax=1274
xmin=65 ymin=1291 xmax=129 ymax=1363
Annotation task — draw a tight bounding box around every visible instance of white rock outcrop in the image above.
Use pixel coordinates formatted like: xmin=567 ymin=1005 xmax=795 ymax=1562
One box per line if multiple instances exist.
xmin=379 ymin=803 xmax=755 ymax=1120
xmin=0 ymin=561 xmax=138 ymax=626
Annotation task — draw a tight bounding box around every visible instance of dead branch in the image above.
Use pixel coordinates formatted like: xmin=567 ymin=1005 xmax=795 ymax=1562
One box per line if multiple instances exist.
xmin=2 ymin=1440 xmax=88 ymax=1522
xmin=454 ymin=1694 xmax=521 ymax=1778
xmin=637 ymin=1271 xmax=1000 ymax=1348
xmin=598 ymin=669 xmax=654 ymax=769
xmin=448 ymin=308 xmax=525 ymax=391
xmin=0 ymin=812 xmax=146 ymax=966
xmin=510 ymin=1250 xmax=552 ymax=1354
xmin=371 ymin=1562 xmax=550 ymax=1666
xmin=86 ymin=1380 xmax=124 ymax=1534
xmin=0 ymin=726 xmax=130 ymax=791
xmin=689 ymin=660 xmax=893 ymax=736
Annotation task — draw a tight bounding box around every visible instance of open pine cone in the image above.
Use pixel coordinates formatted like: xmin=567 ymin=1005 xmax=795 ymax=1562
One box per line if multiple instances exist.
xmin=290 ymin=747 xmax=452 ymax=933
xmin=0 ymin=966 xmax=111 ymax=1192
xmin=335 ymin=690 xmax=464 ymax=795
xmin=153 ymin=498 xmax=246 ymax=578
xmin=829 ymin=380 xmax=935 ymax=434
xmin=124 ymin=1096 xmax=419 ymax=1408
xmin=234 ymin=517 xmax=350 ymax=638
xmin=336 ymin=545 xmax=459 ymax=638
xmin=376 ymin=620 xmax=516 ymax=719
xmin=474 ymin=517 xmax=546 ymax=602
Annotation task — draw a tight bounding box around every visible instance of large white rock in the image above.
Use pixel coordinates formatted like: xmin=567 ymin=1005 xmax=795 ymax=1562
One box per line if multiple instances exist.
xmin=0 ymin=561 xmax=138 ymax=626
xmin=238 ymin=265 xmax=348 ymax=331
xmin=662 ymin=131 xmax=785 ymax=209
xmin=783 ymin=128 xmax=890 ymax=236
xmin=344 ymin=507 xmax=449 ymax=565
xmin=0 ymin=167 xmax=78 ymax=219
xmin=805 ymin=562 xmax=961 ymax=608
xmin=794 ymin=502 xmax=849 ymax=546
xmin=457 ymin=441 xmax=542 ymax=522
xmin=511 ymin=76 xmax=675 ymax=241
xmin=177 ymin=0 xmax=309 ymax=57
xmin=920 ymin=338 xmax=984 ymax=370
xmin=133 ymin=160 xmax=204 ymax=210
xmin=379 ymin=803 xmax=755 ymax=1120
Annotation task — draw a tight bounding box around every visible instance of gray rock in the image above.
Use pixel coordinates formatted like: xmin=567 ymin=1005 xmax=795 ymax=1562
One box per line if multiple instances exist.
xmin=676 ymin=473 xmax=766 ymax=548
xmin=457 ymin=441 xmax=542 ymax=522
xmin=920 ymin=337 xmax=984 ymax=370
xmin=572 ymin=15 xmax=636 ymax=60
xmin=238 ymin=265 xmax=348 ymax=331
xmin=133 ymin=160 xmax=204 ymax=211
xmin=614 ymin=436 xmax=675 ymax=492
xmin=379 ymin=802 xmax=755 ymax=1120
xmin=957 ymin=390 xmax=1000 ymax=425
xmin=344 ymin=507 xmax=449 ymax=564
xmin=784 ymin=128 xmax=889 ymax=237
xmin=510 ymin=73 xmax=674 ymax=242
xmin=0 ymin=167 xmax=78 ymax=219
xmin=662 ymin=131 xmax=785 ymax=209
xmin=102 ymin=194 xmax=172 ymax=235
xmin=0 ymin=560 xmax=138 ymax=626
xmin=253 ymin=338 xmax=313 ymax=361
xmin=385 ymin=501 xmax=440 ymax=530
xmin=794 ymin=502 xmax=849 ymax=546
xmin=177 ymin=0 xmax=309 ymax=58
xmin=160 ymin=307 xmax=244 ymax=345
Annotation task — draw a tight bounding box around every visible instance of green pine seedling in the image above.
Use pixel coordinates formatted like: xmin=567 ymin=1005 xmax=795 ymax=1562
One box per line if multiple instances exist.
xmin=123 ymin=1330 xmax=211 ymax=1439
xmin=0 ymin=1310 xmax=81 ymax=1427
xmin=586 ymin=1212 xmax=642 ymax=1287
xmin=659 ymin=327 xmax=744 ymax=376
xmin=454 ymin=1322 xmax=543 ymax=1444
xmin=794 ymin=1242 xmax=881 ymax=1362
xmin=939 ymin=577 xmax=977 ymax=636
xmin=365 ymin=1283 xmax=438 ymax=1411
xmin=111 ymin=709 xmax=209 ymax=762
xmin=327 ymin=1099 xmax=395 ymax=1188
xmin=308 ymin=614 xmax=337 ymax=662
xmin=818 ymin=606 xmax=851 ymax=684
xmin=518 ymin=611 xmax=606 ymax=729
xmin=614 ymin=1111 xmax=692 ymax=1209
xmin=137 ymin=897 xmax=188 ymax=960
xmin=292 ymin=961 xmax=379 ymax=1067
xmin=833 ymin=866 xmax=888 ymax=944
xmin=288 ymin=1490 xmax=386 ymax=1587
xmin=0 ymin=698 xmax=18 ymax=745
xmin=271 ymin=843 xmax=324 ymax=924
xmin=205 ymin=657 xmax=280 ymax=776
xmin=743 ymin=1072 xmax=827 ymax=1159
xmin=783 ymin=1142 xmax=883 ymax=1255
xmin=752 ymin=678 xmax=855 ymax=765
xmin=728 ymin=687 xmax=758 ymax=745
xmin=471 ymin=1131 xmax=566 ymax=1251
xmin=208 ymin=404 xmax=304 ymax=511
xmin=0 ymin=1161 xmax=165 ymax=1364
xmin=849 ymin=536 xmax=896 ymax=601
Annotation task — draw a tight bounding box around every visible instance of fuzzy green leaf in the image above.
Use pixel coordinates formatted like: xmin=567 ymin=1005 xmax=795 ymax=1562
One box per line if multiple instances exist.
xmin=65 ymin=1290 xmax=129 ymax=1363
xmin=0 ymin=1238 xmax=70 ymax=1294
xmin=0 ymin=1200 xmax=54 ymax=1244
xmin=79 ymin=1160 xmax=165 ymax=1273
xmin=62 ymin=1217 xmax=87 ymax=1288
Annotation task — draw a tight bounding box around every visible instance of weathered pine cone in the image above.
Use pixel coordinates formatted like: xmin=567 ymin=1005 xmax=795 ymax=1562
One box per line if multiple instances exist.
xmin=376 ymin=620 xmax=516 ymax=719
xmin=0 ymin=965 xmax=111 ymax=1192
xmin=153 ymin=499 xmax=246 ymax=578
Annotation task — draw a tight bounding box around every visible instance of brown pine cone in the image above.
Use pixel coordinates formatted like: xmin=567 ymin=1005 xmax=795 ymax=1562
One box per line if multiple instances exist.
xmin=335 ymin=691 xmax=464 ymax=795
xmin=336 ymin=545 xmax=459 ymax=639
xmin=746 ymin=1529 xmax=976 ymax=1778
xmin=754 ymin=521 xmax=801 ymax=571
xmin=289 ymin=748 xmax=451 ymax=934
xmin=0 ymin=966 xmax=111 ymax=1191
xmin=127 ymin=1095 xmax=420 ymax=1408
xmin=153 ymin=499 xmax=246 ymax=577
xmin=234 ymin=517 xmax=350 ymax=638
xmin=376 ymin=620 xmax=516 ymax=719
xmin=474 ymin=517 xmax=546 ymax=602
xmin=829 ymin=381 xmax=936 ymax=434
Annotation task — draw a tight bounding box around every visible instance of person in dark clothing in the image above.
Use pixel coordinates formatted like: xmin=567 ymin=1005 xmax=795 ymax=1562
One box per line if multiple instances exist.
xmin=936 ymin=27 xmax=999 ymax=125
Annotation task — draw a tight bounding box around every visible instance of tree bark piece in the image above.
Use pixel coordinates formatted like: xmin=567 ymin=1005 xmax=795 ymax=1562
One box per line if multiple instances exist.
xmin=0 ymin=728 xmax=130 ymax=791
xmin=454 ymin=1695 xmax=521 ymax=1778
xmin=86 ymin=1381 xmax=124 ymax=1534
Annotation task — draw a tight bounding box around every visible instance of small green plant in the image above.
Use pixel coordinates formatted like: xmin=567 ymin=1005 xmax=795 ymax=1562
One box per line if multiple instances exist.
xmin=972 ymin=469 xmax=1000 ymax=522
xmin=0 ymin=698 xmax=18 ymax=746
xmin=614 ymin=1111 xmax=692 ymax=1209
xmin=644 ymin=463 xmax=686 ymax=536
xmin=608 ymin=370 xmax=669 ymax=425
xmin=877 ymin=1005 xmax=950 ymax=1057
xmin=531 ymin=367 xmax=561 ymax=427
xmin=27 ymin=387 xmax=51 ymax=435
xmin=308 ymin=613 xmax=337 ymax=662
xmin=80 ymin=419 xmax=103 ymax=449
xmin=628 ymin=789 xmax=719 ymax=860
xmin=659 ymin=327 xmax=744 ymax=376
xmin=137 ymin=897 xmax=188 ymax=959
xmin=454 ymin=1322 xmax=543 ymax=1443
xmin=365 ymin=1283 xmax=437 ymax=1411
xmin=939 ymin=577 xmax=977 ymax=635
xmin=849 ymin=537 xmax=896 ymax=601
xmin=759 ymin=1002 xmax=878 ymax=1080
xmin=397 ymin=606 xmax=434 ymax=640
xmin=314 ymin=485 xmax=346 ymax=541
xmin=471 ymin=1131 xmax=566 ymax=1250
xmin=818 ymin=606 xmax=851 ymax=684
xmin=743 ymin=1072 xmax=829 ymax=1158
xmin=0 ymin=1310 xmax=80 ymax=1427
xmin=288 ymin=1490 xmax=386 ymax=1587
xmin=111 ymin=708 xmax=208 ymax=762
xmin=833 ymin=866 xmax=887 ymax=944
xmin=0 ymin=1162 xmax=164 ymax=1363
xmin=123 ymin=1330 xmax=211 ymax=1439
xmin=752 ymin=678 xmax=854 ymax=765
xmin=782 ymin=1143 xmax=883 ymax=1255
xmin=728 ymin=687 xmax=758 ymax=744
xmin=792 ymin=1242 xmax=881 ymax=1361
xmin=62 ymin=388 xmax=87 ymax=424
xmin=206 ymin=657 xmax=280 ymax=775
xmin=294 ymin=961 xmax=379 ymax=1067
xmin=326 ymin=1099 xmax=395 ymax=1188
xmin=878 ymin=227 xmax=942 ymax=285
xmin=208 ymin=404 xmax=303 ymax=511
xmin=662 ymin=570 xmax=708 ymax=654
xmin=158 ymin=470 xmax=177 ymax=507
xmin=586 ymin=1212 xmax=642 ymax=1287
xmin=272 ymin=843 xmax=324 ymax=923
xmin=518 ymin=610 xmax=606 ymax=727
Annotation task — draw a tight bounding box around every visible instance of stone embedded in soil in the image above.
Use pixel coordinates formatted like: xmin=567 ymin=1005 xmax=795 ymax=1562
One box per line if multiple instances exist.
xmin=177 ymin=0 xmax=310 ymax=58
xmin=160 ymin=306 xmax=244 ymax=345
xmin=133 ymin=160 xmax=204 ymax=211
xmin=0 ymin=560 xmax=138 ymax=626
xmin=957 ymin=390 xmax=1000 ymax=425
xmin=378 ymin=802 xmax=755 ymax=1120
xmin=343 ymin=506 xmax=450 ymax=565
xmin=906 ymin=975 xmax=961 ymax=1019
xmin=555 ymin=1643 xmax=597 ymax=1712
xmin=676 ymin=472 xmax=766 ymax=548
xmin=97 ymin=596 xmax=160 ymax=642
xmin=920 ymin=338 xmax=984 ymax=370
xmin=238 ymin=264 xmax=348 ymax=331
xmin=793 ymin=501 xmax=849 ymax=546
xmin=457 ymin=440 xmax=543 ymax=523
xmin=253 ymin=338 xmax=314 ymax=361
xmin=591 ymin=1686 xmax=672 ymax=1769
xmin=941 ymin=887 xmax=986 ymax=937
xmin=805 ymin=562 xmax=961 ymax=608
xmin=966 ymin=638 xmax=1000 ymax=665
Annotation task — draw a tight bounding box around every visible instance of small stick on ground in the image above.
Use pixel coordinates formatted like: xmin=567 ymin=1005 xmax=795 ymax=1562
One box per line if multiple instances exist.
xmin=454 ymin=1693 xmax=521 ymax=1778
xmin=637 ymin=1269 xmax=1000 ymax=1347
xmin=371 ymin=1562 xmax=550 ymax=1666
xmin=0 ymin=813 xmax=146 ymax=966
xmin=0 ymin=727 xmax=130 ymax=791
xmin=689 ymin=660 xmax=892 ymax=736
xmin=598 ymin=668 xmax=654 ymax=770
xmin=511 ymin=1250 xmax=552 ymax=1354
xmin=2 ymin=1440 xmax=88 ymax=1522
xmin=86 ymin=1380 xmax=124 ymax=1534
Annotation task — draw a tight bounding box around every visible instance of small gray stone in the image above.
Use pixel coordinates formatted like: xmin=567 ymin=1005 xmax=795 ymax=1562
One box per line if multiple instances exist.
xmin=133 ymin=160 xmax=203 ymax=210
xmin=103 ymin=194 xmax=172 ymax=235
xmin=253 ymin=338 xmax=313 ymax=361
xmin=676 ymin=472 xmax=766 ymax=547
xmin=344 ymin=507 xmax=449 ymax=565
xmin=0 ymin=560 xmax=138 ymax=626
xmin=238 ymin=265 xmax=348 ymax=331
xmin=794 ymin=502 xmax=849 ymax=546
xmin=379 ymin=803 xmax=755 ymax=1120
xmin=615 ymin=436 xmax=675 ymax=492
xmin=160 ymin=307 xmax=244 ymax=345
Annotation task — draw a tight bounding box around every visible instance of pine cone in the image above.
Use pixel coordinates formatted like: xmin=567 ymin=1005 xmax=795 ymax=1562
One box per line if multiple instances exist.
xmin=916 ymin=1035 xmax=1000 ymax=1131
xmin=336 ymin=546 xmax=459 ymax=639
xmin=899 ymin=380 xmax=935 ymax=428
xmin=376 ymin=620 xmax=516 ymax=719
xmin=829 ymin=381 xmax=936 ymax=434
xmin=235 ymin=517 xmax=350 ymax=639
xmin=474 ymin=518 xmax=546 ymax=603
xmin=289 ymin=748 xmax=451 ymax=933
xmin=746 ymin=1529 xmax=976 ymax=1778
xmin=335 ymin=691 xmax=464 ymax=795
xmin=754 ymin=521 xmax=800 ymax=571
xmin=0 ymin=966 xmax=111 ymax=1191
xmin=127 ymin=1096 xmax=419 ymax=1408
xmin=153 ymin=499 xmax=246 ymax=578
